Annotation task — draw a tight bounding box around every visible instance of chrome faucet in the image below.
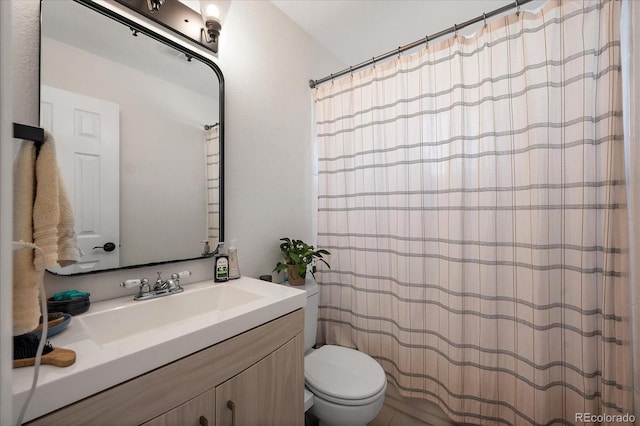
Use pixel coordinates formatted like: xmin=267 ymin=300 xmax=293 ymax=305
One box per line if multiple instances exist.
xmin=154 ymin=272 xmax=169 ymax=291
xmin=121 ymin=270 xmax=191 ymax=301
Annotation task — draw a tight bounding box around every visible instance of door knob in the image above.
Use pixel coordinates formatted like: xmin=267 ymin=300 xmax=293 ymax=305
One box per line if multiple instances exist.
xmin=92 ymin=242 xmax=116 ymax=252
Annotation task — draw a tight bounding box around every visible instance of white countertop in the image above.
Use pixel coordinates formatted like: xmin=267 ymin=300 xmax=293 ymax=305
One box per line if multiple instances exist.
xmin=13 ymin=277 xmax=306 ymax=423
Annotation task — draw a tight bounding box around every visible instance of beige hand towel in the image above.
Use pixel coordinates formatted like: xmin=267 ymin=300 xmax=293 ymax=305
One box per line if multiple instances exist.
xmin=13 ymin=141 xmax=42 ymax=335
xmin=33 ymin=131 xmax=83 ymax=271
xmin=13 ymin=132 xmax=83 ymax=335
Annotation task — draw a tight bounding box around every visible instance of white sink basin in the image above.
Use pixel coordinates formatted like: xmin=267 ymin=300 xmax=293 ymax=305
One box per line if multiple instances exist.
xmin=79 ymin=283 xmax=262 ymax=346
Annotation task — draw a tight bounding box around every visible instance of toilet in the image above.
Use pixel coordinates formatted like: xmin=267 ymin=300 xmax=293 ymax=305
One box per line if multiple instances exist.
xmin=298 ymin=280 xmax=387 ymax=426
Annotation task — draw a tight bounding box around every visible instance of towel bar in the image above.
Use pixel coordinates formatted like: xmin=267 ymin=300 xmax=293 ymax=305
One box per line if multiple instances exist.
xmin=13 ymin=123 xmax=45 ymax=148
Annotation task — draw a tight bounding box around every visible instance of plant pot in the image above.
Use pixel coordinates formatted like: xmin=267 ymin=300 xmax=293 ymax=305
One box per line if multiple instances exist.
xmin=287 ymin=265 xmax=305 ymax=286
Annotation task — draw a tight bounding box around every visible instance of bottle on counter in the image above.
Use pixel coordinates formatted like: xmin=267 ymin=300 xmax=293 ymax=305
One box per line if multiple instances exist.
xmin=228 ymin=239 xmax=241 ymax=280
xmin=214 ymin=242 xmax=229 ymax=282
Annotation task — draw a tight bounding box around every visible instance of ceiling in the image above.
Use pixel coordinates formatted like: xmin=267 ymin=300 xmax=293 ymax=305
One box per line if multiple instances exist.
xmin=270 ymin=0 xmax=546 ymax=68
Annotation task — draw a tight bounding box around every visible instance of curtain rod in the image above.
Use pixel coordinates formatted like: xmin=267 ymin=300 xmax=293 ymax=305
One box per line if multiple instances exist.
xmin=309 ymin=0 xmax=534 ymax=89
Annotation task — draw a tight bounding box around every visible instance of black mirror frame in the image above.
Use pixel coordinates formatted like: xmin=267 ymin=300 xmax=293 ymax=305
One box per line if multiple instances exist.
xmin=40 ymin=0 xmax=225 ymax=275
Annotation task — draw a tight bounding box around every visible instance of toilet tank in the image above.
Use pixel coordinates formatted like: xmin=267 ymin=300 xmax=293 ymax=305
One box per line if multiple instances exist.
xmin=302 ymin=281 xmax=319 ymax=352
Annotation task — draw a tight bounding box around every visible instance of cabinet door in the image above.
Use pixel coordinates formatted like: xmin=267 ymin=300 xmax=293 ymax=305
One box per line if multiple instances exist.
xmin=216 ymin=334 xmax=304 ymax=426
xmin=143 ymin=389 xmax=215 ymax=426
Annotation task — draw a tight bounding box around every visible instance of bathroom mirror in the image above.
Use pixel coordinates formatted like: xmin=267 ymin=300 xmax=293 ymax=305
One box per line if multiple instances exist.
xmin=40 ymin=0 xmax=224 ymax=275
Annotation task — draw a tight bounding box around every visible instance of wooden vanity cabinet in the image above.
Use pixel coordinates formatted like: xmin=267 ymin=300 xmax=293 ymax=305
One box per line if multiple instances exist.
xmin=27 ymin=309 xmax=304 ymax=426
xmin=215 ymin=331 xmax=303 ymax=426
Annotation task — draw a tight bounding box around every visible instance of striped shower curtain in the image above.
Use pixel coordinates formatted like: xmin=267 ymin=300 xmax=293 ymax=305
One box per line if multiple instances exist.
xmin=205 ymin=126 xmax=220 ymax=249
xmin=313 ymin=1 xmax=634 ymax=424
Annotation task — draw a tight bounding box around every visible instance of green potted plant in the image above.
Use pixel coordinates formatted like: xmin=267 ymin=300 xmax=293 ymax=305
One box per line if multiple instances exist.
xmin=273 ymin=237 xmax=330 ymax=285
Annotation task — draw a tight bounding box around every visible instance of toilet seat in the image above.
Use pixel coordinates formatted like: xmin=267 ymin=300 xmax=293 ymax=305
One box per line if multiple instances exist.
xmin=305 ymin=345 xmax=387 ymax=406
xmin=306 ymin=381 xmax=386 ymax=406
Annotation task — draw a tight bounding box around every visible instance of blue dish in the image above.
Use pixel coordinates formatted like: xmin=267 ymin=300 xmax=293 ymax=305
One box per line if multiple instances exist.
xmin=47 ymin=294 xmax=91 ymax=315
xmin=33 ymin=313 xmax=72 ymax=339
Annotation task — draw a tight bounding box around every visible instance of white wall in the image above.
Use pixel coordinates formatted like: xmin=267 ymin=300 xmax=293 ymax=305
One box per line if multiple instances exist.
xmin=3 ymin=0 xmax=344 ymax=289
xmin=39 ymin=0 xmax=341 ymax=295
xmin=215 ymin=0 xmax=343 ymax=280
xmin=0 ymin=1 xmax=14 ymax=423
xmin=621 ymin=0 xmax=640 ymax=417
xmin=2 ymin=2 xmax=40 ymax=423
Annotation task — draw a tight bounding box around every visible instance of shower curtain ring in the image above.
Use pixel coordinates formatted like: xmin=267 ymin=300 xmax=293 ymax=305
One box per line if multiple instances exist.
xmin=454 ymin=24 xmax=458 ymax=37
xmin=515 ymin=0 xmax=521 ymax=16
xmin=425 ymin=35 xmax=429 ymax=47
xmin=349 ymin=66 xmax=353 ymax=77
xmin=397 ymin=47 xmax=402 ymax=58
xmin=483 ymin=12 xmax=487 ymax=28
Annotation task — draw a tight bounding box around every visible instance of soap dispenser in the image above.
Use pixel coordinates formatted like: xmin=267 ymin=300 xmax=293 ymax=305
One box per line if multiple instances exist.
xmin=201 ymin=240 xmax=211 ymax=256
xmin=228 ymin=239 xmax=241 ymax=280
xmin=214 ymin=242 xmax=229 ymax=282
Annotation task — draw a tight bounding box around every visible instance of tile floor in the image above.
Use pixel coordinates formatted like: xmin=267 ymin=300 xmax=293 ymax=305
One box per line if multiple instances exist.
xmin=368 ymin=404 xmax=434 ymax=426
xmin=305 ymin=403 xmax=433 ymax=426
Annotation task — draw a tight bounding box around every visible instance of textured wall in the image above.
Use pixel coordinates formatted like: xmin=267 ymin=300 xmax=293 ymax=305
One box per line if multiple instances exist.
xmin=0 ymin=2 xmax=14 ymax=423
xmin=6 ymin=0 xmax=341 ymax=302
xmin=11 ymin=0 xmax=39 ymax=126
xmin=215 ymin=0 xmax=343 ymax=280
xmin=1 ymin=2 xmax=40 ymax=423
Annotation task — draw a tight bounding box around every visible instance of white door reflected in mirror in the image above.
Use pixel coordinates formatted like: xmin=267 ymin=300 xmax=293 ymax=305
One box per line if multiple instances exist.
xmin=41 ymin=85 xmax=120 ymax=274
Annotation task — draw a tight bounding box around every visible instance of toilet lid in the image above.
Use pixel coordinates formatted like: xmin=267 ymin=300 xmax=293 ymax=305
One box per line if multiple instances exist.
xmin=304 ymin=345 xmax=386 ymax=401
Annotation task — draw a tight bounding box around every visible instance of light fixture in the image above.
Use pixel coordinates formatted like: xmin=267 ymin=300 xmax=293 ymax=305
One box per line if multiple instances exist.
xmin=117 ymin=0 xmax=228 ymax=54
xmin=201 ymin=3 xmax=221 ymax=43
xmin=200 ymin=1 xmax=229 ymax=46
xmin=147 ymin=0 xmax=165 ymax=13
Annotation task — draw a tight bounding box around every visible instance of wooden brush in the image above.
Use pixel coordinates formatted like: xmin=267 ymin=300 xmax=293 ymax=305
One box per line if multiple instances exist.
xmin=13 ymin=334 xmax=76 ymax=368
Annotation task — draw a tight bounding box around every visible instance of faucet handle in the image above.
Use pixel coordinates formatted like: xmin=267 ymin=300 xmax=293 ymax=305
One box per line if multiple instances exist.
xmin=121 ymin=278 xmax=151 ymax=295
xmin=166 ymin=279 xmax=178 ymax=291
xmin=176 ymin=270 xmax=191 ymax=279
xmin=170 ymin=270 xmax=191 ymax=288
xmin=171 ymin=271 xmax=191 ymax=280
xmin=121 ymin=279 xmax=142 ymax=289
